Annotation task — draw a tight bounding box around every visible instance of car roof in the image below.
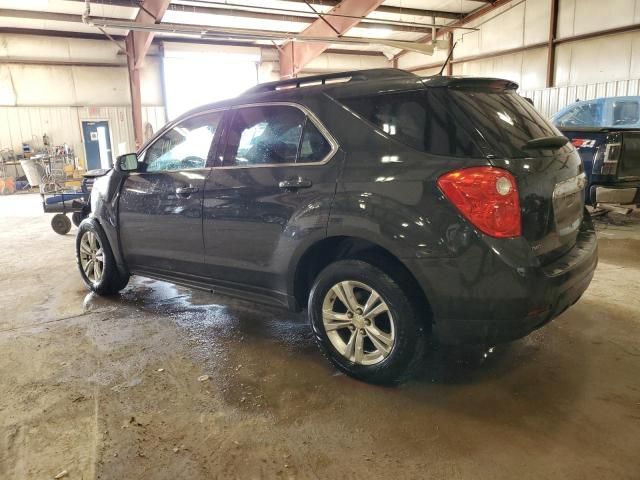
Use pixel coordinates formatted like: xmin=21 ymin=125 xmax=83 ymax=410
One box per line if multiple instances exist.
xmin=171 ymin=68 xmax=520 ymax=124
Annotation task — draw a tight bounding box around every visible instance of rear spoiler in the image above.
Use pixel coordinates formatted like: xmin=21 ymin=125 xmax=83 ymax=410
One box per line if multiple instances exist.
xmin=421 ymin=76 xmax=519 ymax=92
xmin=448 ymin=78 xmax=519 ymax=92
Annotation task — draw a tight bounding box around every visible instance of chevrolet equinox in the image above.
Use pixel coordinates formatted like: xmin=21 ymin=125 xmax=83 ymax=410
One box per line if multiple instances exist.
xmin=76 ymin=69 xmax=598 ymax=384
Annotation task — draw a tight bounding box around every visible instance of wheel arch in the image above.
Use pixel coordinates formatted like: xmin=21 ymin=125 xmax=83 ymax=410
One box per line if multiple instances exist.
xmin=79 ymin=216 xmax=130 ymax=279
xmin=290 ymin=235 xmax=432 ymax=329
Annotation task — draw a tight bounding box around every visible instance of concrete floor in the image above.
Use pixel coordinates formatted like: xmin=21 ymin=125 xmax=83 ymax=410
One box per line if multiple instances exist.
xmin=1 ymin=193 xmax=640 ymax=480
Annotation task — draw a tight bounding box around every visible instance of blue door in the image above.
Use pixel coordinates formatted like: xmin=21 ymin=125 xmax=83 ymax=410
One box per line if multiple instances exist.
xmin=82 ymin=121 xmax=113 ymax=170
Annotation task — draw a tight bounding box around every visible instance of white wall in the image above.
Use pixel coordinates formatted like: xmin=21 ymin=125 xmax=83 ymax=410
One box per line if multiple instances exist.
xmin=0 ymin=33 xmax=166 ymax=167
xmin=398 ymin=0 xmax=640 ymax=91
xmin=0 ymin=32 xmax=391 ymax=167
xmin=302 ymin=51 xmax=390 ymax=74
xmin=0 ymin=105 xmax=166 ymax=165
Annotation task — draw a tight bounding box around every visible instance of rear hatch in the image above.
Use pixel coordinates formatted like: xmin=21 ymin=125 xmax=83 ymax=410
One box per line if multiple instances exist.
xmin=436 ymin=80 xmax=586 ymax=263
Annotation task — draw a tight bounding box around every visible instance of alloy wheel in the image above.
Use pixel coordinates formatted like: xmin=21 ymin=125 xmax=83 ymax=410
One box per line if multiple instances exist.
xmin=79 ymin=231 xmax=104 ymax=285
xmin=322 ymin=280 xmax=395 ymax=366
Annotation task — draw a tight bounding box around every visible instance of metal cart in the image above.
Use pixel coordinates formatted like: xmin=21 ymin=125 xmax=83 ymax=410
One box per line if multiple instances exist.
xmin=41 ymin=187 xmax=90 ymax=235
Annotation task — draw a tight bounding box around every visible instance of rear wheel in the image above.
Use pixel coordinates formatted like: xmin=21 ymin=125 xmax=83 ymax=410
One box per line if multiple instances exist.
xmin=76 ymin=220 xmax=129 ymax=295
xmin=308 ymin=260 xmax=426 ymax=384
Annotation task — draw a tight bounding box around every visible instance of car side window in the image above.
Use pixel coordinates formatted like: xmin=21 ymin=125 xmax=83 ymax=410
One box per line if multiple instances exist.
xmin=143 ymin=111 xmax=222 ymax=172
xmin=299 ymin=120 xmax=332 ymax=163
xmin=612 ymin=101 xmax=640 ymax=126
xmin=344 ymin=90 xmax=482 ymax=157
xmin=223 ymin=106 xmax=306 ymax=167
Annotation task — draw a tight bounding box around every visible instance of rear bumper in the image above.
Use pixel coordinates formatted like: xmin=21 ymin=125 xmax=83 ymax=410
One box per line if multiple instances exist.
xmin=408 ymin=217 xmax=598 ymax=345
xmin=591 ymin=185 xmax=639 ymax=205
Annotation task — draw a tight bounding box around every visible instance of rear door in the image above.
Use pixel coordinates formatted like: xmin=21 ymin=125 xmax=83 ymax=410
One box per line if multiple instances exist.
xmin=119 ymin=110 xmax=223 ymax=279
xmin=202 ymin=103 xmax=340 ymax=298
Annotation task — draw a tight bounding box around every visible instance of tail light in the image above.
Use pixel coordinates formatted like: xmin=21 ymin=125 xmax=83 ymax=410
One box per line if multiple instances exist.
xmin=598 ymin=136 xmax=622 ymax=176
xmin=437 ymin=166 xmax=521 ymax=238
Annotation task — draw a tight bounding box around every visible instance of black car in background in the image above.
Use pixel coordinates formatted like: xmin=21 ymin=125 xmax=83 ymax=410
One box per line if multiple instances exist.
xmin=76 ymin=69 xmax=597 ymax=384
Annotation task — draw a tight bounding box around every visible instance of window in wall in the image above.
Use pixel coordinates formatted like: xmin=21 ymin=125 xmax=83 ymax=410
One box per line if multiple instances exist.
xmin=144 ymin=111 xmax=222 ymax=172
xmin=163 ymin=53 xmax=258 ymax=119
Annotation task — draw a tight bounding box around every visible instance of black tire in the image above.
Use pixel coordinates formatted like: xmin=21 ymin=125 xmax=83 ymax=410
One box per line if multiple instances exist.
xmin=308 ymin=260 xmax=426 ymax=385
xmin=71 ymin=211 xmax=84 ymax=227
xmin=51 ymin=214 xmax=72 ymax=235
xmin=76 ymin=219 xmax=130 ymax=295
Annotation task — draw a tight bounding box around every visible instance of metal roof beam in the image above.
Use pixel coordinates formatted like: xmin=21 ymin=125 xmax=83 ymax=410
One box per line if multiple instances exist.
xmin=279 ymin=0 xmax=385 ymax=78
xmin=165 ymin=3 xmax=435 ymax=34
xmin=282 ymin=0 xmax=462 ymax=20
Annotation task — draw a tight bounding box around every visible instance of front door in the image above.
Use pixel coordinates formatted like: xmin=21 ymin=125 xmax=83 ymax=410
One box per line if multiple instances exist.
xmin=82 ymin=121 xmax=112 ymax=170
xmin=203 ymin=104 xmax=341 ymax=297
xmin=118 ymin=110 xmax=223 ymax=279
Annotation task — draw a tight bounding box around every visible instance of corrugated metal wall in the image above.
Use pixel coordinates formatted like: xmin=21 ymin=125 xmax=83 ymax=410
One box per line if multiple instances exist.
xmin=401 ymin=0 xmax=640 ymax=93
xmin=0 ymin=105 xmax=166 ymax=165
xmin=521 ymin=78 xmax=640 ymax=119
xmin=0 ymin=34 xmax=167 ymax=168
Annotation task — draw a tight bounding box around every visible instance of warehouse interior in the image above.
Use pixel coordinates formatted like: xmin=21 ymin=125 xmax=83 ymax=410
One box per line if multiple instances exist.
xmin=1 ymin=0 xmax=640 ymax=478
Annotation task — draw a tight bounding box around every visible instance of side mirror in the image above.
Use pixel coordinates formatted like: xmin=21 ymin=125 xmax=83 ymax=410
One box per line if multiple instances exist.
xmin=116 ymin=153 xmax=139 ymax=172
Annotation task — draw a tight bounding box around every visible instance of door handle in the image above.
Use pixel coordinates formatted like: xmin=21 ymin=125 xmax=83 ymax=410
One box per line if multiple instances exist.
xmin=278 ymin=177 xmax=312 ymax=190
xmin=175 ymin=186 xmax=199 ymax=196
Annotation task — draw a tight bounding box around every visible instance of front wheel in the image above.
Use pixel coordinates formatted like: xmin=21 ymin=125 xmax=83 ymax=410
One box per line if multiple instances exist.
xmin=308 ymin=260 xmax=426 ymax=384
xmin=76 ymin=220 xmax=129 ymax=295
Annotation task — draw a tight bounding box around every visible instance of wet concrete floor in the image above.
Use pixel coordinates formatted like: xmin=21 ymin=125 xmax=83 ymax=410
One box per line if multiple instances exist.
xmin=1 ymin=193 xmax=639 ymax=479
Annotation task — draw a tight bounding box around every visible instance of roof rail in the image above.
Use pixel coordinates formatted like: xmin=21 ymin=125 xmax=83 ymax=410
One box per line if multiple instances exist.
xmin=244 ymin=68 xmax=417 ymax=95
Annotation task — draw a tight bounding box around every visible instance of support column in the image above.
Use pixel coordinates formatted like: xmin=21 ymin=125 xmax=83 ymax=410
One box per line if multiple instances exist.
xmin=546 ymin=0 xmax=559 ymax=87
xmin=123 ymin=0 xmax=171 ymax=149
xmin=126 ymin=35 xmax=144 ymax=150
xmin=446 ymin=31 xmax=454 ymax=76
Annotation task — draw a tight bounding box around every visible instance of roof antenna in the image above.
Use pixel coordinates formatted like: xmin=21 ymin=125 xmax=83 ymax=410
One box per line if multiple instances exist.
xmin=437 ymin=40 xmax=458 ymax=76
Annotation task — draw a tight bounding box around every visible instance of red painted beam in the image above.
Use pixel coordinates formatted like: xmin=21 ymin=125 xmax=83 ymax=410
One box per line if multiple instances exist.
xmin=125 ymin=35 xmax=144 ymax=150
xmin=129 ymin=0 xmax=171 ymax=69
xmin=546 ymin=0 xmax=559 ymax=87
xmin=126 ymin=0 xmax=171 ymax=148
xmin=279 ymin=0 xmax=385 ymax=78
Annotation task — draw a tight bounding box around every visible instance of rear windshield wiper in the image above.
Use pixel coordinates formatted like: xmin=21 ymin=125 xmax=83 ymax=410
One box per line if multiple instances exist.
xmin=523 ymin=136 xmax=569 ymax=150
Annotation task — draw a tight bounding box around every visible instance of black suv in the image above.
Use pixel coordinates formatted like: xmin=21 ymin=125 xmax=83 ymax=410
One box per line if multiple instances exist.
xmin=76 ymin=69 xmax=597 ymax=384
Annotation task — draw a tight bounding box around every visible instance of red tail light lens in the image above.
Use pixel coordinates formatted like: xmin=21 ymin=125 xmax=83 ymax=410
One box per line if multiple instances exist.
xmin=437 ymin=166 xmax=521 ymax=238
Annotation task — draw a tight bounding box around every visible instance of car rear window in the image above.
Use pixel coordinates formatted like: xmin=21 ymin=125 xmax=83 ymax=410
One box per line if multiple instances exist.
xmin=343 ymin=87 xmax=562 ymax=159
xmin=613 ymin=100 xmax=640 ymax=126
xmin=449 ymin=89 xmax=561 ymax=158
